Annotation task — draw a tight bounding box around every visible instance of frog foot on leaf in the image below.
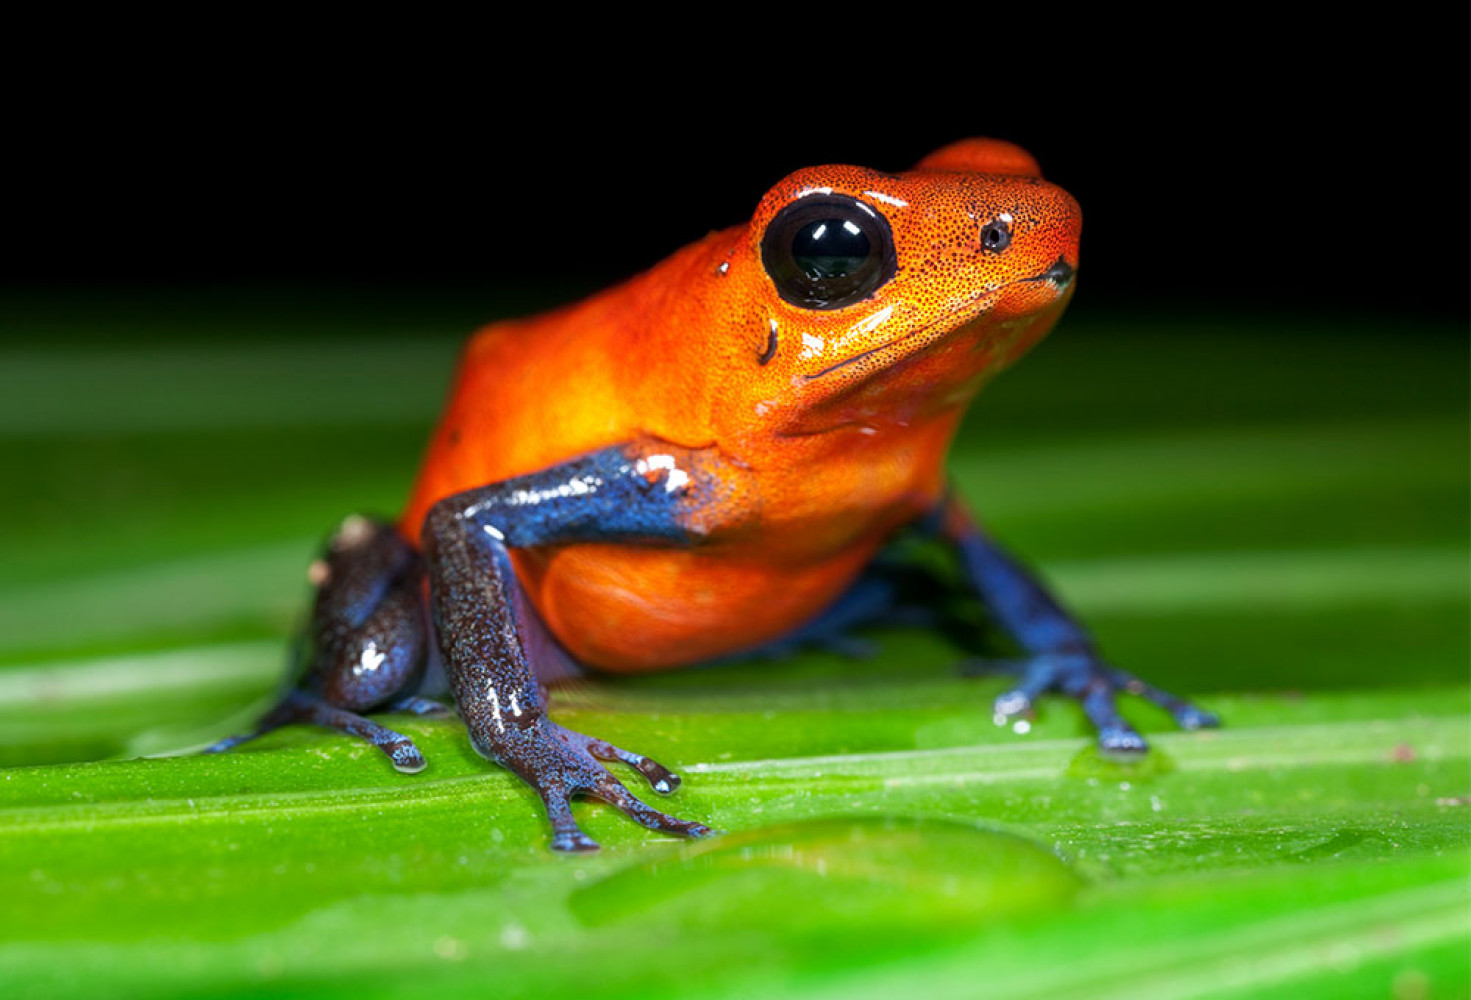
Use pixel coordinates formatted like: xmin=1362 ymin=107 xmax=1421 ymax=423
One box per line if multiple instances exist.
xmin=964 ymin=651 xmax=1221 ymax=755
xmin=490 ymin=719 xmax=718 ymax=853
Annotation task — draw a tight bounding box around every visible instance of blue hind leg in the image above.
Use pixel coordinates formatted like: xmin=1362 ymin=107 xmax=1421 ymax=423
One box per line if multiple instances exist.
xmin=937 ymin=495 xmax=1220 ymax=753
xmin=204 ymin=689 xmax=430 ymax=773
xmin=204 ymin=515 xmax=433 ymax=772
xmin=741 ymin=560 xmax=950 ymax=662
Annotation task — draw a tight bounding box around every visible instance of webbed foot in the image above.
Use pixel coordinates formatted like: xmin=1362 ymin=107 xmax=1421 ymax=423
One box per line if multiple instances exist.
xmin=964 ymin=652 xmax=1220 ymax=754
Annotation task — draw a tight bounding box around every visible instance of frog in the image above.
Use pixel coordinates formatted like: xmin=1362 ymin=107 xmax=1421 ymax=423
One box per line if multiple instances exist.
xmin=206 ymin=137 xmax=1218 ymax=852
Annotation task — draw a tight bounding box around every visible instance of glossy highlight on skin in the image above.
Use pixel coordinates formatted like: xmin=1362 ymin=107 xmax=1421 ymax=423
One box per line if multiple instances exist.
xmin=206 ymin=138 xmax=1219 ymax=851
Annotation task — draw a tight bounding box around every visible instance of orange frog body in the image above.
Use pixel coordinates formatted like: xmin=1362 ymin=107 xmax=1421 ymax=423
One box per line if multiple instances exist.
xmin=209 ymin=139 xmax=1218 ymax=851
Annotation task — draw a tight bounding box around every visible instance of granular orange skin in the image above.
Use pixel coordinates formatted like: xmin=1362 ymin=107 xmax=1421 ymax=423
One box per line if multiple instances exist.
xmin=400 ymin=138 xmax=1081 ymax=673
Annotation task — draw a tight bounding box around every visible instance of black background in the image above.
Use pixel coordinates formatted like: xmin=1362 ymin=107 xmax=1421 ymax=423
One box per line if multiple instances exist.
xmin=5 ymin=18 xmax=1467 ymax=321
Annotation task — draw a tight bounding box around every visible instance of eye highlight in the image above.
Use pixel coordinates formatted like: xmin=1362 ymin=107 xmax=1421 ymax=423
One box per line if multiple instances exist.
xmin=980 ymin=218 xmax=1012 ymax=253
xmin=761 ymin=195 xmax=897 ymax=310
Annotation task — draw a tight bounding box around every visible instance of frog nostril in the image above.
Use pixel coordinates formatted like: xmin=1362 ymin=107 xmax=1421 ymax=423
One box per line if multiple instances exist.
xmin=1030 ymin=256 xmax=1075 ymax=285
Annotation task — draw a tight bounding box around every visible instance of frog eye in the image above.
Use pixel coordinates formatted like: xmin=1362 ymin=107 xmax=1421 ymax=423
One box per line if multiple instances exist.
xmin=760 ymin=195 xmax=897 ymax=310
xmin=980 ymin=218 xmax=1012 ymax=252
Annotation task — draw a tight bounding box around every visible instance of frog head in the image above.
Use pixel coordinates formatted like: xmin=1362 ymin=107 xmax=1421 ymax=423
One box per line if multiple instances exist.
xmin=711 ymin=138 xmax=1081 ymax=437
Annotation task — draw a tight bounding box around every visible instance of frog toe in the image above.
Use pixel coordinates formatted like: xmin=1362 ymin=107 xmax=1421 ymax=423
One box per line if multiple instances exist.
xmin=536 ymin=771 xmax=712 ymax=852
xmin=1077 ymin=675 xmax=1151 ymax=754
xmin=552 ymin=830 xmax=602 ymax=853
xmin=975 ymin=655 xmax=1059 ymax=723
xmin=1177 ymin=705 xmax=1221 ymax=730
xmin=541 ymin=794 xmax=602 ymax=853
xmin=587 ymin=739 xmax=681 ymax=795
xmin=202 ymin=733 xmax=255 ymax=754
xmin=591 ymin=777 xmax=718 ymax=840
xmin=206 ymin=691 xmax=431 ymax=773
xmin=388 ymin=741 xmax=428 ymax=773
xmin=978 ymin=652 xmax=1218 ymax=752
xmin=1107 ymin=667 xmax=1221 ymax=730
xmin=1095 ymin=723 xmax=1149 ymax=757
xmin=496 ymin=720 xmax=714 ymax=851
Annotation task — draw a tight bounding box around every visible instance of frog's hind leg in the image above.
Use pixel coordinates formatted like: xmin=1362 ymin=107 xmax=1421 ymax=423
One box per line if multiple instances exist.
xmin=935 ymin=495 xmax=1220 ymax=753
xmin=741 ymin=561 xmax=950 ymax=662
xmin=203 ymin=515 xmax=434 ymax=773
xmin=204 ymin=690 xmax=430 ymax=773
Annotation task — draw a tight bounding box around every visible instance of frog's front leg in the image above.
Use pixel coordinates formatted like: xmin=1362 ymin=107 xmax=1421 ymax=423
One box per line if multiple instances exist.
xmin=423 ymin=439 xmax=749 ymax=852
xmin=934 ymin=495 xmax=1220 ymax=754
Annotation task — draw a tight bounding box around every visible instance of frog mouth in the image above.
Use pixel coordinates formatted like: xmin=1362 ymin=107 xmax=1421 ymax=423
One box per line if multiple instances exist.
xmin=804 ymin=258 xmax=1074 ymax=382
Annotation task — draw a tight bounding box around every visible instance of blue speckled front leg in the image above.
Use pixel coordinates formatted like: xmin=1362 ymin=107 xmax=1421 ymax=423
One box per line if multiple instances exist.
xmin=423 ymin=439 xmax=749 ymax=851
xmin=935 ymin=495 xmax=1220 ymax=754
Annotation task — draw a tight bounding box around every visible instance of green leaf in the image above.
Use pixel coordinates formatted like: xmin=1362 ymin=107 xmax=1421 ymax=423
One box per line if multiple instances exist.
xmin=0 ymin=300 xmax=1466 ymax=998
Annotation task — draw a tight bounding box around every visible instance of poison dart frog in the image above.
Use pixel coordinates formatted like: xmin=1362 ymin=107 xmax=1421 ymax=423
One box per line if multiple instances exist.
xmin=207 ymin=138 xmax=1218 ymax=851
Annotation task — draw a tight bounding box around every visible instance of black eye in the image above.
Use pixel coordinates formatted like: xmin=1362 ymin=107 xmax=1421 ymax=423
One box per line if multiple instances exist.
xmin=761 ymin=195 xmax=897 ymax=310
xmin=980 ymin=218 xmax=1012 ymax=252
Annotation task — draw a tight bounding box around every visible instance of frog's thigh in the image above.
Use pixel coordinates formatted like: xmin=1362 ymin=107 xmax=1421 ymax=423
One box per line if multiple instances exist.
xmin=205 ymin=515 xmax=435 ymax=772
xmin=303 ymin=515 xmax=430 ymax=710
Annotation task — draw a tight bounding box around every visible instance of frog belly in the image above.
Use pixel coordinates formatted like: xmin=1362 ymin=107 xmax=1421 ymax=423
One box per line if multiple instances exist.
xmin=514 ymin=542 xmax=878 ymax=673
